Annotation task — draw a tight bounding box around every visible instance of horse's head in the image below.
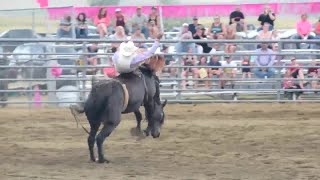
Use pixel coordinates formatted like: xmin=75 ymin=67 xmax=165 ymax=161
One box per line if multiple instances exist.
xmin=149 ymin=99 xmax=167 ymax=138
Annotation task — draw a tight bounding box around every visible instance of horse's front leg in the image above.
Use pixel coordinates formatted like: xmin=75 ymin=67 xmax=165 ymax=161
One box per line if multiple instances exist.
xmin=130 ymin=110 xmax=144 ymax=137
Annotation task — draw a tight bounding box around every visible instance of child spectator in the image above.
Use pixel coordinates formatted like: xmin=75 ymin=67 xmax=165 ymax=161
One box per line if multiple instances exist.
xmin=241 ymin=56 xmax=251 ymax=79
xmin=94 ymin=8 xmax=110 ymax=38
xmin=257 ymin=5 xmax=276 ymax=31
xmin=76 ymin=12 xmax=88 ymax=38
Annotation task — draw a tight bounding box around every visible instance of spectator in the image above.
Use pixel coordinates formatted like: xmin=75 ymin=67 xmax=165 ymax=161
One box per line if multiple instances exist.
xmin=76 ymin=12 xmax=88 ymax=39
xmin=224 ymin=25 xmax=237 ymax=53
xmin=253 ymin=43 xmax=275 ymax=78
xmin=161 ymin=45 xmax=176 ymax=77
xmin=131 ymin=27 xmax=147 ymax=48
xmin=176 ymin=23 xmax=196 ymax=53
xmin=257 ymin=23 xmax=272 ymax=48
xmin=189 ymin=16 xmax=201 ymax=35
xmin=181 ymin=48 xmax=199 ymax=89
xmin=208 ymin=55 xmax=223 ymax=88
xmin=197 ymin=56 xmax=210 ymax=88
xmin=148 ymin=20 xmax=160 ymax=39
xmin=208 ymin=15 xmax=226 ymax=39
xmin=309 ymin=60 xmax=320 ymax=90
xmin=86 ymin=43 xmax=99 ymax=75
xmin=314 ymin=17 xmax=320 ymax=39
xmin=272 ymin=43 xmax=284 ymax=67
xmin=57 ymin=14 xmax=72 ymax=38
xmin=294 ymin=13 xmax=314 ymax=49
xmin=257 ymin=5 xmax=276 ymax=31
xmin=221 ymin=56 xmax=237 ymax=89
xmin=307 ymin=59 xmax=318 ymax=77
xmin=130 ymin=6 xmax=149 ymax=38
xmin=241 ymin=56 xmax=252 ymax=79
xmin=113 ymin=8 xmax=128 ymax=34
xmin=229 ymin=5 xmax=246 ymax=32
xmin=94 ymin=8 xmax=110 ymax=38
xmin=110 ymin=26 xmax=127 ymax=53
xmin=193 ymin=26 xmax=213 ymax=53
xmin=288 ymin=57 xmax=306 ymax=88
xmin=148 ymin=6 xmax=160 ymax=29
xmin=283 ymin=70 xmax=303 ymax=100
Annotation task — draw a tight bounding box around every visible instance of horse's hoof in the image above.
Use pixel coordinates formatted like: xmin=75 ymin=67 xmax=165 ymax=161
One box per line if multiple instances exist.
xmin=130 ymin=127 xmax=143 ymax=137
xmin=90 ymin=158 xmax=96 ymax=162
xmin=97 ymin=158 xmax=110 ymax=164
xmin=144 ymin=129 xmax=150 ymax=136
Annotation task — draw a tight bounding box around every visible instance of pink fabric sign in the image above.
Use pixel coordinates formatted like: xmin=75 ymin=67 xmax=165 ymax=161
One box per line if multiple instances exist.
xmin=46 ymin=3 xmax=320 ymax=20
xmin=37 ymin=0 xmax=48 ymax=8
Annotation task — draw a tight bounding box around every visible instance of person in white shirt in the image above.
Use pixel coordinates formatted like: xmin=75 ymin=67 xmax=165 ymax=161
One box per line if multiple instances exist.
xmin=221 ymin=56 xmax=237 ymax=88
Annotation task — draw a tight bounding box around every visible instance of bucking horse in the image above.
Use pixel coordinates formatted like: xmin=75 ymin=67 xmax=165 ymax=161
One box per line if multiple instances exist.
xmin=70 ymin=55 xmax=167 ymax=163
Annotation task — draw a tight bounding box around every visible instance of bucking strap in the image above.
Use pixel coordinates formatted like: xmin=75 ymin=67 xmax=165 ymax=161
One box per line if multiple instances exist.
xmin=121 ymin=84 xmax=129 ymax=112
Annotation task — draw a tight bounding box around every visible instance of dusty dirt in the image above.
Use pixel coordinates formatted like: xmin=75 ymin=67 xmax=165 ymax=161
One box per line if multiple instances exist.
xmin=0 ymin=104 xmax=319 ymax=180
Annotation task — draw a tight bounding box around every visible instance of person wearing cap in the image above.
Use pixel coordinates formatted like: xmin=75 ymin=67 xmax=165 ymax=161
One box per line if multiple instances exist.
xmin=294 ymin=13 xmax=314 ymax=49
xmin=175 ymin=23 xmax=196 ymax=53
xmin=113 ymin=8 xmax=128 ymax=34
xmin=130 ymin=6 xmax=149 ymax=38
xmin=189 ymin=16 xmax=201 ymax=35
xmin=94 ymin=8 xmax=110 ymax=38
xmin=208 ymin=15 xmax=226 ymax=39
xmin=112 ymin=33 xmax=163 ymax=74
xmin=148 ymin=6 xmax=160 ymax=29
xmin=221 ymin=56 xmax=237 ymax=89
xmin=253 ymin=43 xmax=276 ymax=79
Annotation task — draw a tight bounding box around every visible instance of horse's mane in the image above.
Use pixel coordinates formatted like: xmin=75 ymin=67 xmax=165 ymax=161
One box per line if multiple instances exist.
xmin=137 ymin=48 xmax=165 ymax=73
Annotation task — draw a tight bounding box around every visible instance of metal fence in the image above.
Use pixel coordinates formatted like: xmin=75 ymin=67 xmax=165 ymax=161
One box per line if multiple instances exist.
xmin=0 ymin=38 xmax=319 ymax=107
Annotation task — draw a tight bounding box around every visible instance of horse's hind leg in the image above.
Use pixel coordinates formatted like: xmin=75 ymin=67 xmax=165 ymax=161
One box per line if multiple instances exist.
xmin=88 ymin=122 xmax=100 ymax=162
xmin=96 ymin=110 xmax=121 ymax=163
xmin=130 ymin=110 xmax=144 ymax=136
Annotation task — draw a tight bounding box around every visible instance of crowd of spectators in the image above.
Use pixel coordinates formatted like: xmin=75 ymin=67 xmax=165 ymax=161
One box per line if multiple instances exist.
xmin=56 ymin=5 xmax=320 ymax=92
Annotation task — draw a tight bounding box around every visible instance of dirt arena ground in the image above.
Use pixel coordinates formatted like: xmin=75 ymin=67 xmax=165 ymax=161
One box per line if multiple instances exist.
xmin=0 ymin=103 xmax=319 ymax=180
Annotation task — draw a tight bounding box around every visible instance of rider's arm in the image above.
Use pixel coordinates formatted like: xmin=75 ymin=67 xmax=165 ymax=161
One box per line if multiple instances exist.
xmin=130 ymin=40 xmax=160 ymax=68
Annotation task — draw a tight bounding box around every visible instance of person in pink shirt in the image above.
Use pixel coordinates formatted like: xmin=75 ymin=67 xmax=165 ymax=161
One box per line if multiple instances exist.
xmin=294 ymin=13 xmax=314 ymax=49
xmin=94 ymin=8 xmax=110 ymax=38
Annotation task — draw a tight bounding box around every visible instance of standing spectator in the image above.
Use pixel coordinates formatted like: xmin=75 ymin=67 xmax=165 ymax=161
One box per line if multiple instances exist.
xmin=110 ymin=26 xmax=127 ymax=53
xmin=208 ymin=15 xmax=226 ymax=39
xmin=130 ymin=6 xmax=149 ymax=38
xmin=224 ymin=25 xmax=237 ymax=53
xmin=176 ymin=23 xmax=196 ymax=53
xmin=148 ymin=20 xmax=160 ymax=39
xmin=241 ymin=56 xmax=252 ymax=79
xmin=257 ymin=5 xmax=276 ymax=31
xmin=148 ymin=6 xmax=160 ymax=29
xmin=229 ymin=5 xmax=246 ymax=32
xmin=113 ymin=8 xmax=128 ymax=34
xmin=193 ymin=26 xmax=213 ymax=53
xmin=253 ymin=43 xmax=275 ymax=78
xmin=208 ymin=55 xmax=223 ymax=88
xmin=288 ymin=57 xmax=306 ymax=88
xmin=76 ymin=12 xmax=88 ymax=39
xmin=57 ymin=14 xmax=72 ymax=38
xmin=294 ymin=13 xmax=314 ymax=49
xmin=131 ymin=27 xmax=147 ymax=48
xmin=189 ymin=16 xmax=201 ymax=35
xmin=221 ymin=56 xmax=237 ymax=89
xmin=94 ymin=8 xmax=110 ymax=38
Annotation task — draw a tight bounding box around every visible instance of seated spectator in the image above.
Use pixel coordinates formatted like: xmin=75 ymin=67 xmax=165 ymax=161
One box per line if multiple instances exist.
xmin=94 ymin=8 xmax=110 ymax=38
xmin=272 ymin=43 xmax=284 ymax=67
xmin=161 ymin=45 xmax=176 ymax=77
xmin=76 ymin=12 xmax=88 ymax=39
xmin=110 ymin=26 xmax=127 ymax=52
xmin=257 ymin=23 xmax=272 ymax=48
xmin=130 ymin=6 xmax=149 ymax=38
xmin=288 ymin=57 xmax=306 ymax=88
xmin=148 ymin=20 xmax=160 ymax=39
xmin=294 ymin=13 xmax=314 ymax=49
xmin=283 ymin=70 xmax=303 ymax=100
xmin=208 ymin=55 xmax=223 ymax=88
xmin=196 ymin=56 xmax=210 ymax=88
xmin=309 ymin=60 xmax=320 ymax=90
xmin=193 ymin=26 xmax=213 ymax=53
xmin=229 ymin=5 xmax=246 ymax=32
xmin=241 ymin=56 xmax=251 ymax=79
xmin=224 ymin=25 xmax=237 ymax=53
xmin=131 ymin=27 xmax=147 ymax=48
xmin=113 ymin=8 xmax=128 ymax=34
xmin=208 ymin=15 xmax=226 ymax=39
xmin=221 ymin=56 xmax=237 ymax=89
xmin=257 ymin=5 xmax=276 ymax=31
xmin=148 ymin=6 xmax=160 ymax=30
xmin=253 ymin=43 xmax=275 ymax=78
xmin=57 ymin=14 xmax=72 ymax=38
xmin=176 ymin=23 xmax=196 ymax=53
xmin=181 ymin=48 xmax=199 ymax=89
xmin=86 ymin=43 xmax=99 ymax=75
xmin=307 ymin=59 xmax=319 ymax=77
xmin=189 ymin=16 xmax=201 ymax=35
xmin=314 ymin=17 xmax=320 ymax=39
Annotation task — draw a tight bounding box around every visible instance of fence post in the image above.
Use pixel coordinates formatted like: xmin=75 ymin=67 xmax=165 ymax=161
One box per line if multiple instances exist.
xmin=79 ymin=42 xmax=87 ymax=101
xmin=276 ymin=41 xmax=283 ymax=102
xmin=176 ymin=57 xmax=182 ymax=101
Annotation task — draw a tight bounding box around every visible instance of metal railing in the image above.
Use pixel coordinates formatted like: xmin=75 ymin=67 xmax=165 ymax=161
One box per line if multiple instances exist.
xmin=0 ymin=38 xmax=319 ymax=107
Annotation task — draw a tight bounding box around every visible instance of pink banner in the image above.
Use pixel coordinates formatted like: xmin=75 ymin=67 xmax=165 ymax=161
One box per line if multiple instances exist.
xmin=37 ymin=0 xmax=48 ymax=8
xmin=47 ymin=3 xmax=320 ymax=20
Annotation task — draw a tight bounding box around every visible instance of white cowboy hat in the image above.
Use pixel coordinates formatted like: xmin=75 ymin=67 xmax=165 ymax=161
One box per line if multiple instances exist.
xmin=119 ymin=41 xmax=138 ymax=57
